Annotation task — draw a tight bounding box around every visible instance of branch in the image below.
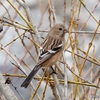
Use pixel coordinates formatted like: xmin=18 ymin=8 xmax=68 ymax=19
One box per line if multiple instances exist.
xmin=0 ymin=72 xmax=18 ymax=100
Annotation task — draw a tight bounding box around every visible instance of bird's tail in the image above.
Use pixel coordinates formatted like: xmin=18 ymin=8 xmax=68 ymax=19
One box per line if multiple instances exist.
xmin=21 ymin=64 xmax=41 ymax=88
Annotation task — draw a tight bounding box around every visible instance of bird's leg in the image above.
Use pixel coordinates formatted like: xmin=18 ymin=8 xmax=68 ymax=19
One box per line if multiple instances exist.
xmin=50 ymin=66 xmax=57 ymax=75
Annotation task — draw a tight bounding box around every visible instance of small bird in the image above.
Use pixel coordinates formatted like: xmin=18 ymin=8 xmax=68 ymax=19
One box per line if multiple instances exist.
xmin=21 ymin=24 xmax=68 ymax=88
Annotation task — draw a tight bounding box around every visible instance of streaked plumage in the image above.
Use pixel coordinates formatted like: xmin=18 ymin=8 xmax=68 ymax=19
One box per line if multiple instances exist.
xmin=21 ymin=24 xmax=67 ymax=88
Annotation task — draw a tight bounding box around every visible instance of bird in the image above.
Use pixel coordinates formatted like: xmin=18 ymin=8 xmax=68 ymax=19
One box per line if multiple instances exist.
xmin=21 ymin=24 xmax=68 ymax=88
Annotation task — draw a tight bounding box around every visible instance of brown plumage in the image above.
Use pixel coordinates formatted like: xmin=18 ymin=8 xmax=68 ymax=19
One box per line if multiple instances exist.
xmin=21 ymin=24 xmax=68 ymax=88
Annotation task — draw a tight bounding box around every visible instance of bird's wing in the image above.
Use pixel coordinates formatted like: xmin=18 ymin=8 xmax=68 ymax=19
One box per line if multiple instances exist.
xmin=38 ymin=44 xmax=62 ymax=65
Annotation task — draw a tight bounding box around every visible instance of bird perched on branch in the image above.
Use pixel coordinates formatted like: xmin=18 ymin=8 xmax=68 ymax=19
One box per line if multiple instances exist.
xmin=21 ymin=24 xmax=68 ymax=88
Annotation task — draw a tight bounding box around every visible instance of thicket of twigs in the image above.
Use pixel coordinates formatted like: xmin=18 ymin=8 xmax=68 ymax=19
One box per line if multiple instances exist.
xmin=0 ymin=0 xmax=100 ymax=100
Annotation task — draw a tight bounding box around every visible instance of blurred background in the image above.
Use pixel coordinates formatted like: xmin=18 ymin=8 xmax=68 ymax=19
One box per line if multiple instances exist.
xmin=0 ymin=0 xmax=100 ymax=100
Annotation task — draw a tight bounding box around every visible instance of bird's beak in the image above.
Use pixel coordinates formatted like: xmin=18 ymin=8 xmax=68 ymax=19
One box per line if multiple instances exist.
xmin=64 ymin=28 xmax=68 ymax=33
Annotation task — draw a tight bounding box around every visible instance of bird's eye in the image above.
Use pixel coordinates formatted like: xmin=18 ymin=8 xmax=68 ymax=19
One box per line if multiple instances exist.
xmin=59 ymin=28 xmax=62 ymax=31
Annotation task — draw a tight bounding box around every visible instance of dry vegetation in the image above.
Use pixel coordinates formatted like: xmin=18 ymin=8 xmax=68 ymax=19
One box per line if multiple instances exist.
xmin=0 ymin=0 xmax=100 ymax=100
